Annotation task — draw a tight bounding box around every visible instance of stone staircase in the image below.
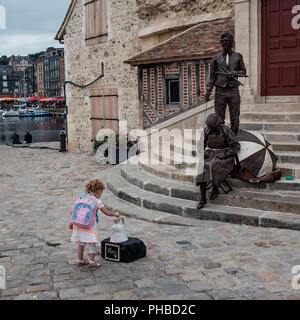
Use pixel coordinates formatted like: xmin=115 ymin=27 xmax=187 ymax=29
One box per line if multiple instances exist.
xmin=98 ymin=102 xmax=300 ymax=231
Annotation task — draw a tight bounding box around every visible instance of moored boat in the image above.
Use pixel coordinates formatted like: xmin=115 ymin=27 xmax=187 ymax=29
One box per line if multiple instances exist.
xmin=2 ymin=109 xmax=20 ymax=117
xmin=2 ymin=105 xmax=27 ymax=117
xmin=18 ymin=109 xmax=52 ymax=117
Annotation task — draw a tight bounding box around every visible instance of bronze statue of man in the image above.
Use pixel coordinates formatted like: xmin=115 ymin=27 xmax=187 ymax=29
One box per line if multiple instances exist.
xmin=205 ymin=32 xmax=247 ymax=136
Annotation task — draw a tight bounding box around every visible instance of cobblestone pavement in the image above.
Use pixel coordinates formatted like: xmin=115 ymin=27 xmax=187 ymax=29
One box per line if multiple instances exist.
xmin=1 ymin=143 xmax=300 ymax=300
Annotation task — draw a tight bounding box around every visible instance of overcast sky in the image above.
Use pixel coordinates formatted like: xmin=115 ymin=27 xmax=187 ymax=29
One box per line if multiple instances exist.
xmin=0 ymin=0 xmax=71 ymax=56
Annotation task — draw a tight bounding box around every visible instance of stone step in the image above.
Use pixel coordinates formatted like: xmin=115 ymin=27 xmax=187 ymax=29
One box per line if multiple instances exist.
xmin=241 ymin=103 xmax=300 ymax=113
xmin=104 ymin=166 xmax=300 ymax=231
xmin=153 ymin=151 xmax=300 ymax=178
xmin=239 ymin=122 xmax=300 ymax=132
xmin=272 ymin=143 xmax=300 ymax=152
xmin=153 ymin=146 xmax=300 ymax=175
xmin=253 ymin=131 xmax=300 ymax=143
xmin=278 ymin=163 xmax=300 ymax=179
xmin=139 ymin=161 xmax=300 ymax=191
xmin=169 ymin=131 xmax=300 ymax=150
xmin=276 ymin=151 xmax=300 ymax=164
xmin=240 ymin=112 xmax=300 ymax=122
xmin=172 ymin=139 xmax=300 ymax=153
xmin=101 ymin=189 xmax=204 ymax=227
xmin=120 ymin=163 xmax=300 ymax=215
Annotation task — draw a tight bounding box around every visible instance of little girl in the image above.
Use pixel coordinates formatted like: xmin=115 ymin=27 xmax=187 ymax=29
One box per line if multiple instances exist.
xmin=69 ymin=179 xmax=120 ymax=268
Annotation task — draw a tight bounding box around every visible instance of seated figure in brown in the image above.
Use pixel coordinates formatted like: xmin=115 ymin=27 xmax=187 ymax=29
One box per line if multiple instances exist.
xmin=196 ymin=113 xmax=240 ymax=210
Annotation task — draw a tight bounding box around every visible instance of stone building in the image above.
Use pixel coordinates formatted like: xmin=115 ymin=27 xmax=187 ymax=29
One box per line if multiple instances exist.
xmin=56 ymin=0 xmax=300 ymax=153
xmin=56 ymin=0 xmax=142 ymax=152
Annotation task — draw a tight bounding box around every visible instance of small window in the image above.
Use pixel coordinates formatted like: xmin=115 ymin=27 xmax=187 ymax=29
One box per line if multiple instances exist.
xmin=166 ymin=79 xmax=180 ymax=104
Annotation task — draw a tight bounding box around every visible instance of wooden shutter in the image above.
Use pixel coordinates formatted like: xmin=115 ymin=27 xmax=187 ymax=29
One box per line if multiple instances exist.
xmin=85 ymin=0 xmax=108 ymax=45
xmin=90 ymin=88 xmax=119 ymax=140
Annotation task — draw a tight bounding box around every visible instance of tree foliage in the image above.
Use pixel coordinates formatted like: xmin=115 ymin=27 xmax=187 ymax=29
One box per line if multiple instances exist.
xmin=0 ymin=55 xmax=9 ymax=65
xmin=28 ymin=51 xmax=45 ymax=62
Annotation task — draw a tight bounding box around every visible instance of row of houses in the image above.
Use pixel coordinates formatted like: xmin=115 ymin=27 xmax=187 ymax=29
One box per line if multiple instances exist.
xmin=0 ymin=48 xmax=65 ymax=97
xmin=0 ymin=56 xmax=34 ymax=96
xmin=55 ymin=0 xmax=300 ymax=153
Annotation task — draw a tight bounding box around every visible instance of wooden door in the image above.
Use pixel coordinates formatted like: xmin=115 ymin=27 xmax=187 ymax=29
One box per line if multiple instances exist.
xmin=262 ymin=0 xmax=300 ymax=96
xmin=90 ymin=88 xmax=119 ymax=140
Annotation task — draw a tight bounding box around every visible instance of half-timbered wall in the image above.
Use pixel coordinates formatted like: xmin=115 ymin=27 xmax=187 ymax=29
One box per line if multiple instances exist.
xmin=140 ymin=60 xmax=211 ymax=129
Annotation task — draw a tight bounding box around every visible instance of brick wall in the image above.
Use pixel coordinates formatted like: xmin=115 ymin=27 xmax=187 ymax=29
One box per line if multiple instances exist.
xmin=157 ymin=66 xmax=163 ymax=117
xmin=191 ymin=64 xmax=197 ymax=105
xmin=165 ymin=66 xmax=179 ymax=74
xmin=141 ymin=60 xmax=211 ymax=128
xmin=183 ymin=65 xmax=189 ymax=109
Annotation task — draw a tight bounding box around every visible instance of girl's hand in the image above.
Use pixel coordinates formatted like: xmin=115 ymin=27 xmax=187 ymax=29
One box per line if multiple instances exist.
xmin=69 ymin=223 xmax=73 ymax=230
xmin=114 ymin=211 xmax=120 ymax=217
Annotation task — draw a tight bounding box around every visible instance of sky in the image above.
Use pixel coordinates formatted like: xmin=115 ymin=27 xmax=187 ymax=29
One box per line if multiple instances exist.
xmin=0 ymin=0 xmax=71 ymax=57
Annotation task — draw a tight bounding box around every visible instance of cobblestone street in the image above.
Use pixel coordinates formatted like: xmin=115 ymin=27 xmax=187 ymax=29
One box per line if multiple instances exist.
xmin=1 ymin=143 xmax=300 ymax=300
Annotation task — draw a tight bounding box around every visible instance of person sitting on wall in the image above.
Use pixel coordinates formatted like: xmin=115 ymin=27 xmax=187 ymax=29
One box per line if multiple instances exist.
xmin=24 ymin=131 xmax=32 ymax=144
xmin=11 ymin=132 xmax=21 ymax=145
xmin=1 ymin=135 xmax=6 ymax=144
xmin=195 ymin=113 xmax=240 ymax=210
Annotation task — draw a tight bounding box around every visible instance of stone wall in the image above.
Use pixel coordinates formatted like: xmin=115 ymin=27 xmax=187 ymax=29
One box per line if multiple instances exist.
xmin=136 ymin=0 xmax=234 ymax=20
xmin=63 ymin=0 xmax=142 ymax=153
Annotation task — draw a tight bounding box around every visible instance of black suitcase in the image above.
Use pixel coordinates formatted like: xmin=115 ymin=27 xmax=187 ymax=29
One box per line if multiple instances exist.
xmin=101 ymin=237 xmax=147 ymax=263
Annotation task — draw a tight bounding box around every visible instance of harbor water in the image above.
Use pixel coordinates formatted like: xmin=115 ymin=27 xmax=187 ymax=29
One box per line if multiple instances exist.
xmin=0 ymin=116 xmax=66 ymax=144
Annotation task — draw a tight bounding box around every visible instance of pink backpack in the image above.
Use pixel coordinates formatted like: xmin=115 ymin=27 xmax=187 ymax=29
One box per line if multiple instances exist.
xmin=70 ymin=194 xmax=98 ymax=228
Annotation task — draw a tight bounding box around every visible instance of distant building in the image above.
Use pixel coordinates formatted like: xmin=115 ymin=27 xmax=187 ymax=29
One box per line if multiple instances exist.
xmin=9 ymin=55 xmax=33 ymax=72
xmin=24 ymin=66 xmax=35 ymax=96
xmin=32 ymin=62 xmax=38 ymax=95
xmin=36 ymin=58 xmax=45 ymax=97
xmin=3 ymin=49 xmax=65 ymax=98
xmin=43 ymin=47 xmax=64 ymax=97
xmin=0 ymin=65 xmax=24 ymax=96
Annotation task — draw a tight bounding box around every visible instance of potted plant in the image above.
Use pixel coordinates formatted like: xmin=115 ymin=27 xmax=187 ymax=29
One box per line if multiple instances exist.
xmin=94 ymin=133 xmax=139 ymax=165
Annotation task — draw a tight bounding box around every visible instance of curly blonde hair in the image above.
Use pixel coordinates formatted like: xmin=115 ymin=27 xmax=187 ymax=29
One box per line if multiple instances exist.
xmin=85 ymin=179 xmax=105 ymax=193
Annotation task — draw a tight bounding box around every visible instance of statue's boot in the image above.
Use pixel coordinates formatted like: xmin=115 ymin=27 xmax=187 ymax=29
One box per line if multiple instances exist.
xmin=210 ymin=184 xmax=219 ymax=200
xmin=197 ymin=183 xmax=207 ymax=210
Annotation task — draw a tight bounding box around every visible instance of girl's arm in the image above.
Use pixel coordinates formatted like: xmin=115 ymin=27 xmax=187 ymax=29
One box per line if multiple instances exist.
xmin=100 ymin=207 xmax=120 ymax=218
xmin=69 ymin=204 xmax=76 ymax=230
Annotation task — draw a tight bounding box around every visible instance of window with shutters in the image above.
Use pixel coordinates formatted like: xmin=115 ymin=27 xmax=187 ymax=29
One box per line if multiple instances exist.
xmin=85 ymin=0 xmax=108 ymax=45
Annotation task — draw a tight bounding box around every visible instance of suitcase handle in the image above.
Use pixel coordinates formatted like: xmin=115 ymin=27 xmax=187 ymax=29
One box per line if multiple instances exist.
xmin=114 ymin=217 xmax=125 ymax=224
